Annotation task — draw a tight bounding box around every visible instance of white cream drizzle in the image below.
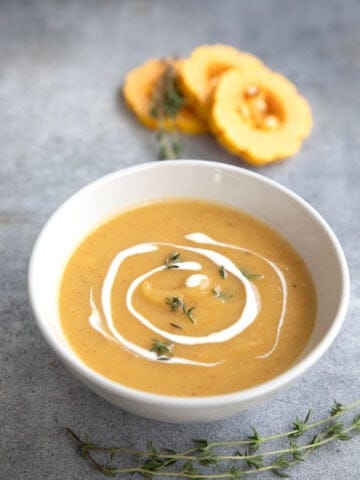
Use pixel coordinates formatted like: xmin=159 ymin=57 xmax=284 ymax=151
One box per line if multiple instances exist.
xmin=87 ymin=233 xmax=288 ymax=366
xmin=185 ymin=233 xmax=288 ymax=359
xmin=186 ymin=274 xmax=209 ymax=289
xmin=89 ymin=288 xmax=114 ymax=342
xmin=126 ymin=248 xmax=258 ymax=345
xmin=92 ymin=244 xmax=218 ymax=367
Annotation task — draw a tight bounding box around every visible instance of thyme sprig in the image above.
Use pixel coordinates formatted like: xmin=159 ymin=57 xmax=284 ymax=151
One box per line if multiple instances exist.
xmin=67 ymin=398 xmax=360 ymax=478
xmin=150 ymin=60 xmax=184 ymax=160
xmin=183 ymin=305 xmax=196 ymax=323
xmin=165 ymin=296 xmax=196 ymax=324
xmin=156 ymin=129 xmax=182 ymax=161
xmin=165 ymin=252 xmax=182 ymax=270
xmin=289 ymin=409 xmax=312 ymax=437
xmin=150 ymin=339 xmax=173 ymax=360
xmin=166 ymin=296 xmax=184 ymax=312
xmin=150 ymin=62 xmax=185 ymax=119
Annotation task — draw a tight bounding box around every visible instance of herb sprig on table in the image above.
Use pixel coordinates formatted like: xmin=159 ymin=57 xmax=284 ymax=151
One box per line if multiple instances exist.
xmin=67 ymin=398 xmax=360 ymax=478
xmin=150 ymin=60 xmax=185 ymax=160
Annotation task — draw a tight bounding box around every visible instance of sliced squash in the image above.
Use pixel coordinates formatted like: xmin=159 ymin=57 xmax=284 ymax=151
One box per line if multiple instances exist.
xmin=210 ymin=68 xmax=312 ymax=165
xmin=179 ymin=44 xmax=265 ymax=119
xmin=123 ymin=58 xmax=207 ymax=135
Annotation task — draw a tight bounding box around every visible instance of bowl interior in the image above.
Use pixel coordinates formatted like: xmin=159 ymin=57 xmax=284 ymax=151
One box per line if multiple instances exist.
xmin=29 ymin=161 xmax=348 ymax=398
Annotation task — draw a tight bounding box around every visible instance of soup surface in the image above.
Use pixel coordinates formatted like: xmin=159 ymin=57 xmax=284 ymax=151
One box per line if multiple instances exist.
xmin=60 ymin=199 xmax=316 ymax=396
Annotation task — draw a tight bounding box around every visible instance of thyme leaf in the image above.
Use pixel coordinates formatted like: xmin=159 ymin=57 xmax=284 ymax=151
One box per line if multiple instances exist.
xmin=272 ymin=454 xmax=291 ymax=477
xmin=240 ymin=268 xmax=263 ymax=281
xmin=166 ymin=296 xmax=184 ymax=312
xmin=170 ymin=322 xmax=183 ymax=330
xmin=183 ymin=305 xmax=196 ymax=324
xmin=165 ymin=251 xmax=182 ymax=269
xmin=166 ymin=296 xmax=196 ymax=324
xmin=229 ymin=466 xmax=244 ymax=479
xmin=248 ymin=426 xmax=261 ymax=451
xmin=193 ymin=439 xmax=209 ymax=451
xmin=330 ymin=400 xmax=345 ymax=416
xmin=353 ymin=414 xmax=360 ymax=429
xmin=150 ymin=62 xmax=185 ymax=119
xmin=150 ymin=339 xmax=173 ymax=360
xmin=219 ymin=265 xmax=227 ymax=279
xmin=289 ymin=440 xmax=305 ymax=461
xmin=150 ymin=60 xmax=184 ymax=160
xmin=246 ymin=453 xmax=264 ymax=469
xmin=289 ymin=410 xmax=312 ymax=437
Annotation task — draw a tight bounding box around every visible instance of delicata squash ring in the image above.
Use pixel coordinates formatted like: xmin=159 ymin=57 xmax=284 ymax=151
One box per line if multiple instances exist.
xmin=179 ymin=44 xmax=265 ymax=119
xmin=210 ymin=69 xmax=313 ymax=165
xmin=123 ymin=58 xmax=207 ymax=135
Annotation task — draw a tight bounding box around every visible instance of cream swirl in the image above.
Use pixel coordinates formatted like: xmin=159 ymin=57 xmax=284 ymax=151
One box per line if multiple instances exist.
xmin=88 ymin=233 xmax=287 ymax=365
xmin=185 ymin=233 xmax=288 ymax=359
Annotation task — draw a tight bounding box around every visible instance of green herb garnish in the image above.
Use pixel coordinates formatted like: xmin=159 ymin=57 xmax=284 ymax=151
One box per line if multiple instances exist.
xmin=156 ymin=129 xmax=182 ymax=160
xmin=240 ymin=268 xmax=263 ymax=281
xmin=150 ymin=62 xmax=185 ymax=119
xmin=183 ymin=305 xmax=196 ymax=324
xmin=289 ymin=410 xmax=312 ymax=437
xmin=149 ymin=338 xmax=173 ymax=360
xmin=219 ymin=265 xmax=227 ymax=279
xmin=166 ymin=296 xmax=196 ymax=324
xmin=166 ymin=296 xmax=183 ymax=311
xmin=150 ymin=60 xmax=184 ymax=160
xmin=67 ymin=398 xmax=360 ymax=478
xmin=246 ymin=453 xmax=264 ymax=470
xmin=330 ymin=400 xmax=346 ymax=417
xmin=165 ymin=251 xmax=182 ymax=269
xmin=212 ymin=286 xmax=234 ymax=301
xmin=170 ymin=322 xmax=183 ymax=330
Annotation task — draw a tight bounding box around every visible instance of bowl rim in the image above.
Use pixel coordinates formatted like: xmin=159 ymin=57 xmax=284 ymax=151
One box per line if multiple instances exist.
xmin=28 ymin=159 xmax=350 ymax=408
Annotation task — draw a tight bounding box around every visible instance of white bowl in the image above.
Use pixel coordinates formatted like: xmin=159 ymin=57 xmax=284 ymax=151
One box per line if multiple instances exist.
xmin=28 ymin=160 xmax=349 ymax=423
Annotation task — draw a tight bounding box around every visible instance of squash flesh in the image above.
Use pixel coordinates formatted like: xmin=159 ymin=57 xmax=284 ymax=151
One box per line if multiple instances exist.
xmin=210 ymin=69 xmax=312 ymax=164
xmin=179 ymin=44 xmax=265 ymax=119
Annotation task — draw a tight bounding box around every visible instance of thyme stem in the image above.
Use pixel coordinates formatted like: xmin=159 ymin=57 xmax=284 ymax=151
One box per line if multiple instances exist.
xmin=150 ymin=60 xmax=184 ymax=160
xmin=75 ymin=425 xmax=357 ymax=463
xmin=67 ymin=399 xmax=360 ymax=478
xmin=66 ymin=428 xmax=108 ymax=474
xmin=209 ymin=398 xmax=360 ymax=449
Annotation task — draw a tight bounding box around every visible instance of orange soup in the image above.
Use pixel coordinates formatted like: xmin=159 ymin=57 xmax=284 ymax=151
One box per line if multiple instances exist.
xmin=59 ymin=199 xmax=316 ymax=396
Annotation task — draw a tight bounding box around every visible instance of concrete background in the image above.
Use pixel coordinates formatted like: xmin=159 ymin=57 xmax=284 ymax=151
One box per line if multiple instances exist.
xmin=1 ymin=0 xmax=359 ymax=478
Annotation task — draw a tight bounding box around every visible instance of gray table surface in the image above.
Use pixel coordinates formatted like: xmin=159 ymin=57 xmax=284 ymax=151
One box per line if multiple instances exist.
xmin=1 ymin=0 xmax=359 ymax=478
